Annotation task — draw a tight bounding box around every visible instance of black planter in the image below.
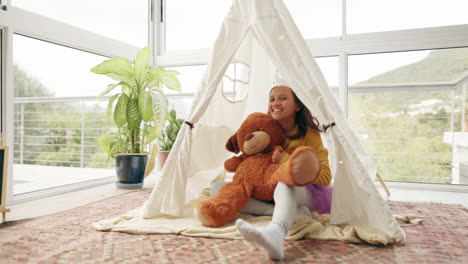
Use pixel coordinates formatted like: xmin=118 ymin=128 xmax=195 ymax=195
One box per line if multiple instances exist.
xmin=115 ymin=153 xmax=148 ymax=187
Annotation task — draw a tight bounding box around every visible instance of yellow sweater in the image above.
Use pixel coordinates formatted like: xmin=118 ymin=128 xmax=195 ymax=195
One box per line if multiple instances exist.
xmin=280 ymin=127 xmax=332 ymax=186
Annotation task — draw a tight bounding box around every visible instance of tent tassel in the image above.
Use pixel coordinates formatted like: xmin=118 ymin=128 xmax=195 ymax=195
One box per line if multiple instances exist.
xmin=184 ymin=121 xmax=194 ymax=129
xmin=323 ymin=122 xmax=336 ymax=132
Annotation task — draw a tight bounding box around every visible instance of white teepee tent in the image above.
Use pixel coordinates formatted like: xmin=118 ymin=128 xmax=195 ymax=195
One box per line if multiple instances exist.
xmin=142 ymin=0 xmax=406 ymax=243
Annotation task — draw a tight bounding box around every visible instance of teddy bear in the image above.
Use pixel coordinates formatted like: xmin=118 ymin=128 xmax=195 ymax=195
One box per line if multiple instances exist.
xmin=193 ymin=112 xmax=320 ymax=227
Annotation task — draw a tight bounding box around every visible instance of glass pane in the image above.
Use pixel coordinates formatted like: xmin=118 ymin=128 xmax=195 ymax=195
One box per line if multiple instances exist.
xmin=348 ymin=48 xmax=468 ymax=185
xmin=13 ymin=34 xmax=114 ymax=195
xmin=166 ymin=0 xmax=231 ymax=51
xmin=165 ymin=65 xmax=206 ymax=95
xmin=165 ymin=65 xmax=207 ymax=119
xmin=167 ymin=97 xmax=194 ymax=122
xmin=11 ymin=0 xmax=148 ymax=47
xmin=347 ymin=0 xmax=468 ymax=34
xmin=316 ymin=56 xmax=339 ymax=100
xmin=284 ymin=0 xmax=341 ymax=39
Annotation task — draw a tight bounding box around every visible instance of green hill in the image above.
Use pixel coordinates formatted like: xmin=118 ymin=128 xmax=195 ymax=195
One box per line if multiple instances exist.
xmin=360 ymin=47 xmax=468 ymax=84
xmin=350 ymin=48 xmax=468 ymax=111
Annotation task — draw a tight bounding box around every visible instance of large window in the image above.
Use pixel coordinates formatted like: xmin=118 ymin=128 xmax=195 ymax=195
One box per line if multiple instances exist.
xmin=348 ymin=48 xmax=468 ymax=184
xmin=13 ymin=35 xmax=114 ymax=195
xmin=316 ymin=56 xmax=339 ymax=100
xmin=347 ymin=0 xmax=468 ymax=34
xmin=165 ymin=0 xmax=231 ymax=51
xmin=284 ymin=0 xmax=341 ymax=39
xmin=165 ymin=0 xmax=342 ymax=51
xmin=2 ymin=0 xmax=147 ymax=203
xmin=161 ymin=1 xmax=468 ymax=187
xmin=2 ymin=0 xmax=466 ymax=202
xmin=11 ymin=0 xmax=149 ymax=47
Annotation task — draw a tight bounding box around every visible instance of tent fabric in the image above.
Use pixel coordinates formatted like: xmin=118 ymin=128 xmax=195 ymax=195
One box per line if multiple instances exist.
xmin=107 ymin=0 xmax=405 ymax=243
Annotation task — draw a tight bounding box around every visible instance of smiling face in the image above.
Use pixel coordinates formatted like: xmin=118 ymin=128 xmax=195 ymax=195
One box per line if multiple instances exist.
xmin=269 ymin=86 xmax=300 ymax=122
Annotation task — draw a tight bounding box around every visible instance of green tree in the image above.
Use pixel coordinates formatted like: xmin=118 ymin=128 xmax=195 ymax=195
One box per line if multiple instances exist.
xmin=14 ymin=64 xmax=111 ymax=168
xmin=14 ymin=65 xmax=54 ymax=98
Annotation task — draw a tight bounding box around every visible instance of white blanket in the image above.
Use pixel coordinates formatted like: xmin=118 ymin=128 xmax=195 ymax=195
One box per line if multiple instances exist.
xmin=93 ymin=202 xmax=421 ymax=245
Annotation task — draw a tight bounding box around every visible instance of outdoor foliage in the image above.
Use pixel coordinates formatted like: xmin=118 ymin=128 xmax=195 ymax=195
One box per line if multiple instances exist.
xmin=157 ymin=109 xmax=184 ymax=151
xmin=13 ymin=65 xmax=114 ymax=169
xmin=349 ymin=48 xmax=468 ymax=183
xmin=350 ymin=97 xmax=453 ymax=183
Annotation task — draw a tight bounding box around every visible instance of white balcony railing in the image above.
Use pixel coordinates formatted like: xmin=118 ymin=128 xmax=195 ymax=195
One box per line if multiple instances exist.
xmin=12 ymin=77 xmax=468 ymax=187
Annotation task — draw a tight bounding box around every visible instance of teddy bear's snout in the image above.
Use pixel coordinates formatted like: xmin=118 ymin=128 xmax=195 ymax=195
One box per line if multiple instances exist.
xmin=243 ymin=131 xmax=271 ymax=155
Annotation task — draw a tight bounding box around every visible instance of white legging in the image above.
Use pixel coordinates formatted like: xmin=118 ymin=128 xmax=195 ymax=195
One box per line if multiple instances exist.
xmin=210 ymin=181 xmax=311 ymax=217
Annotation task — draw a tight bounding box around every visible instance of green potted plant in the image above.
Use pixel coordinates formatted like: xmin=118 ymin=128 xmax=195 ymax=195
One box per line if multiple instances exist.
xmin=156 ymin=108 xmax=184 ymax=170
xmin=92 ymin=46 xmax=181 ymax=188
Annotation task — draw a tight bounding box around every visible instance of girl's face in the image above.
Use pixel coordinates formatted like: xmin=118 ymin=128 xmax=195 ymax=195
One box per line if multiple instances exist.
xmin=269 ymin=86 xmax=300 ymax=122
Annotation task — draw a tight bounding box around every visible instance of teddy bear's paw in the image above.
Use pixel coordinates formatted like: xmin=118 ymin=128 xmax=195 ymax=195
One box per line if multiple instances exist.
xmin=193 ymin=207 xmax=217 ymax=227
xmin=290 ymin=147 xmax=320 ymax=185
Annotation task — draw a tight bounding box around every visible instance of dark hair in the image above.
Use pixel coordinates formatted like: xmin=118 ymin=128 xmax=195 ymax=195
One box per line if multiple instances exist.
xmin=289 ymin=90 xmax=322 ymax=139
xmin=269 ymin=87 xmax=322 ymax=140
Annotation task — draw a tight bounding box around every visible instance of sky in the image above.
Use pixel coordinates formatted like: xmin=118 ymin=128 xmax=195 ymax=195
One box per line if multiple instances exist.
xmin=10 ymin=0 xmax=468 ymax=97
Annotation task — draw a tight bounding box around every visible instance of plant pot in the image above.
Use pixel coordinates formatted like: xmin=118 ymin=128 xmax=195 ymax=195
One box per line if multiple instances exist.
xmin=115 ymin=153 xmax=148 ymax=188
xmin=156 ymin=151 xmax=170 ymax=171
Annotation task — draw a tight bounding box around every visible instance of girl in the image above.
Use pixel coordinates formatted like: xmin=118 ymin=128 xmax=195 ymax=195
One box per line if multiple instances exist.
xmin=235 ymin=85 xmax=333 ymax=260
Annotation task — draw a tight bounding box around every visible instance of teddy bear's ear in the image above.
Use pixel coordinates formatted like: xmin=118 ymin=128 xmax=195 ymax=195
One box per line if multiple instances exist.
xmin=225 ymin=133 xmax=240 ymax=153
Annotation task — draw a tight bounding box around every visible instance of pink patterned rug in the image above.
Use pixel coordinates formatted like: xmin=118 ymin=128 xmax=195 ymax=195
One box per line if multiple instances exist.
xmin=0 ymin=189 xmax=467 ymax=263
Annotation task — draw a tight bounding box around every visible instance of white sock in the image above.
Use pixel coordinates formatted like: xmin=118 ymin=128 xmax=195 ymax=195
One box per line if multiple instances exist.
xmin=236 ymin=219 xmax=287 ymax=260
xmin=236 ymin=182 xmax=297 ymax=260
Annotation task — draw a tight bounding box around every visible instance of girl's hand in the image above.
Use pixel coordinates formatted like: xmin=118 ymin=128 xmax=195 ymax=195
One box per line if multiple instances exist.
xmin=272 ymin=146 xmax=285 ymax=164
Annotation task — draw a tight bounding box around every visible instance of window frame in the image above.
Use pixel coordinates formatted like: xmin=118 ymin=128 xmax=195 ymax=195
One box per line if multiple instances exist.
xmin=1 ymin=3 xmax=151 ymax=204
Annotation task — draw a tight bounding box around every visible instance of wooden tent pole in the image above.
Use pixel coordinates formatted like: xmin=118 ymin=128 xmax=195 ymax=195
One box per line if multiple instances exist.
xmin=1 ymin=208 xmax=11 ymax=223
xmin=1 ymin=132 xmax=11 ymax=222
xmin=376 ymin=172 xmax=390 ymax=197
